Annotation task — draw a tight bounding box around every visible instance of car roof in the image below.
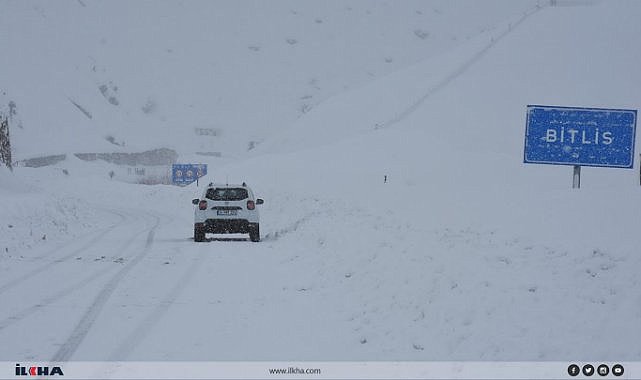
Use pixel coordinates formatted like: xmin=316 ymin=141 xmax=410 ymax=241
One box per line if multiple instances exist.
xmin=206 ymin=182 xmax=251 ymax=189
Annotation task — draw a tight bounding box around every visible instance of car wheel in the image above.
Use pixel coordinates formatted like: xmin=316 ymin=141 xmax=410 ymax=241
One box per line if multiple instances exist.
xmin=194 ymin=225 xmax=206 ymax=242
xmin=249 ymin=223 xmax=260 ymax=242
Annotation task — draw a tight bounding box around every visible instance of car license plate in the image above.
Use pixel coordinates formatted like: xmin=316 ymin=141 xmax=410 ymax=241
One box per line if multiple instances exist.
xmin=217 ymin=210 xmax=237 ymax=216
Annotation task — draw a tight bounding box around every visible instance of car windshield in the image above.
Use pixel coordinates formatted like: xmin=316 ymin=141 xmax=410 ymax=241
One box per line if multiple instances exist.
xmin=206 ymin=188 xmax=248 ymax=201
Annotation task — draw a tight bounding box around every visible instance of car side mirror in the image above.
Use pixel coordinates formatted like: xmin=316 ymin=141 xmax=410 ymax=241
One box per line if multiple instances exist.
xmin=192 ymin=199 xmax=199 ymax=205
xmin=256 ymin=198 xmax=264 ymax=205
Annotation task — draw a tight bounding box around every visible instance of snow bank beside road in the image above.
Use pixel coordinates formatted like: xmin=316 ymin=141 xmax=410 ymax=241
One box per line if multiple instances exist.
xmin=0 ymin=166 xmax=109 ymax=258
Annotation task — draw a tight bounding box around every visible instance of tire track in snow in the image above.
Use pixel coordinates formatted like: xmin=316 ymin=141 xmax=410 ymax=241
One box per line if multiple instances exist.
xmin=51 ymin=213 xmax=160 ymax=362
xmin=108 ymin=247 xmax=206 ymax=360
xmin=29 ymin=209 xmax=129 ymax=262
xmin=0 ymin=266 xmax=118 ymax=331
xmin=377 ymin=4 xmax=544 ymax=129
xmin=0 ymin=210 xmax=129 ymax=295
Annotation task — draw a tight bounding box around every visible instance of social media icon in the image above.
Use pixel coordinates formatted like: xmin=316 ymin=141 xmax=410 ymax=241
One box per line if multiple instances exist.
xmin=583 ymin=364 xmax=595 ymax=376
xmin=612 ymin=364 xmax=624 ymax=377
xmin=568 ymin=364 xmax=580 ymax=377
xmin=597 ymin=364 xmax=609 ymax=376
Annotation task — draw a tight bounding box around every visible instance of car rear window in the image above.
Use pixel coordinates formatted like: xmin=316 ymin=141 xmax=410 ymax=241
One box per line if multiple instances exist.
xmin=206 ymin=188 xmax=249 ymax=201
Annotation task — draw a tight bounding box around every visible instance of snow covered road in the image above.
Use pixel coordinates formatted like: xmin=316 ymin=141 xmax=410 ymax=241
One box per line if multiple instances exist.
xmin=2 ymin=176 xmax=640 ymax=362
xmin=0 ymin=205 xmax=161 ymax=360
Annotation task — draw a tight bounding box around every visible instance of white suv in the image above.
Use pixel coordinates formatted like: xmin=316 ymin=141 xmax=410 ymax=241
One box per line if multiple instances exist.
xmin=192 ymin=182 xmax=264 ymax=242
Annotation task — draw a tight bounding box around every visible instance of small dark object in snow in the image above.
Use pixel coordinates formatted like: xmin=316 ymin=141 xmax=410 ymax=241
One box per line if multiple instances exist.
xmin=163 ymin=261 xmax=170 ymax=265
xmin=345 ymin=273 xmax=352 ymax=278
xmin=42 ymin=234 xmax=46 ymax=240
xmin=7 ymin=224 xmax=13 ymax=228
xmin=360 ymin=338 xmax=367 ymax=344
xmin=76 ymin=257 xmax=82 ymax=260
xmin=414 ymin=29 xmax=429 ymax=39
xmin=413 ymin=343 xmax=425 ymax=351
xmin=62 ymin=169 xmax=69 ymax=175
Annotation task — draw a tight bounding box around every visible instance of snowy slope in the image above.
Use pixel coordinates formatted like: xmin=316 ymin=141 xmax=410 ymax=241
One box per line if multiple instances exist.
xmin=1 ymin=0 xmax=641 ymax=364
xmin=1 ymin=0 xmax=537 ymax=159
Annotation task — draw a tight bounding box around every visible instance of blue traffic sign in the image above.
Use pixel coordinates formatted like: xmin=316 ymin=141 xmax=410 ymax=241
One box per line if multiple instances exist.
xmin=524 ymin=105 xmax=637 ymax=168
xmin=172 ymin=164 xmax=207 ymax=185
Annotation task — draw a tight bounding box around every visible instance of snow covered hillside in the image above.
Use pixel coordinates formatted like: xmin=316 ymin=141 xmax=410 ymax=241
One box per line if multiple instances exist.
xmin=0 ymin=0 xmax=535 ymax=159
xmin=1 ymin=0 xmax=641 ymax=364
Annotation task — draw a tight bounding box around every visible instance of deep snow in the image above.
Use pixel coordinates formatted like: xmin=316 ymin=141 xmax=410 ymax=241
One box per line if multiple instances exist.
xmin=1 ymin=0 xmax=640 ymax=364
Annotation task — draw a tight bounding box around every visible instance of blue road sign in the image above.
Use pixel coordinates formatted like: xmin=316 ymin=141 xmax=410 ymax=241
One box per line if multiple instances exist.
xmin=524 ymin=105 xmax=637 ymax=168
xmin=172 ymin=164 xmax=207 ymax=185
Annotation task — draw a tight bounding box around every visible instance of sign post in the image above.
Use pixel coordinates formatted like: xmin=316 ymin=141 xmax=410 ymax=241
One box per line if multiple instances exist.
xmin=572 ymin=165 xmax=580 ymax=189
xmin=172 ymin=164 xmax=207 ymax=186
xmin=524 ymin=105 xmax=637 ymax=188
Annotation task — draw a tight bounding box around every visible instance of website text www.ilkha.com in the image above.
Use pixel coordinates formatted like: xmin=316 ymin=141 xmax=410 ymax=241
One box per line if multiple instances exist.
xmin=268 ymin=366 xmax=322 ymax=376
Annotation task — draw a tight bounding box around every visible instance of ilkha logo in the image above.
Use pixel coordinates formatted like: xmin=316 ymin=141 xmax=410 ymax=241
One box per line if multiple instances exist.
xmin=15 ymin=364 xmax=64 ymax=376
